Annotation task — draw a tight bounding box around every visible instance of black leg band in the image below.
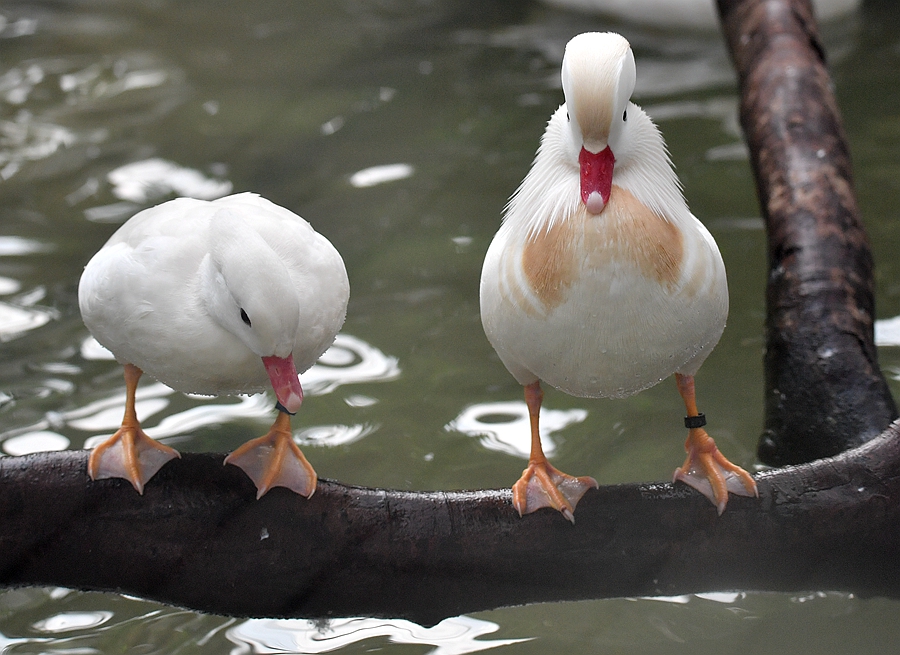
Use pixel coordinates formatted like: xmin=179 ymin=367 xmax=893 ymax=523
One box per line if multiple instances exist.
xmin=684 ymin=413 xmax=706 ymax=429
xmin=275 ymin=401 xmax=296 ymax=416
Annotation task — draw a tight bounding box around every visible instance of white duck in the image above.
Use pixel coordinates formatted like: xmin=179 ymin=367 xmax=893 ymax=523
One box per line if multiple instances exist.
xmin=79 ymin=192 xmax=349 ymax=498
xmin=480 ymin=32 xmax=757 ymax=522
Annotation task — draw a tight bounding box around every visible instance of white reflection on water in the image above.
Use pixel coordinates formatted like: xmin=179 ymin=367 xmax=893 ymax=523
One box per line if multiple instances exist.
xmin=80 ymin=333 xmax=400 ymax=396
xmin=1 ymin=334 xmax=398 ymax=454
xmin=0 ymin=241 xmax=55 ymax=340
xmin=107 ymin=157 xmax=233 ymax=203
xmin=302 ymin=334 xmax=400 ymax=395
xmin=349 ymin=163 xmax=414 ymax=188
xmin=0 ymin=236 xmax=53 ymax=256
xmin=0 ymin=276 xmax=21 ymax=295
xmin=0 ymin=114 xmax=78 ymax=180
xmin=875 ymin=315 xmax=900 ymax=347
xmin=3 ymin=431 xmax=70 ymax=456
xmin=638 ymin=592 xmax=745 ymax=605
xmin=0 ymin=301 xmax=53 ymax=341
xmin=32 ymin=611 xmax=113 ymax=633
xmin=445 ymin=401 xmax=588 ymax=459
xmin=295 ymin=423 xmax=377 ymax=447
xmin=226 ymin=615 xmax=528 ymax=655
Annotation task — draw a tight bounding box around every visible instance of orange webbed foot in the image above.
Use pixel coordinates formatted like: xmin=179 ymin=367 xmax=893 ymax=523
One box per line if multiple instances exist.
xmin=88 ymin=363 xmax=180 ymax=494
xmin=88 ymin=426 xmax=180 ymax=494
xmin=224 ymin=411 xmax=317 ymax=499
xmin=512 ymin=460 xmax=598 ymax=523
xmin=673 ymin=427 xmax=757 ymax=514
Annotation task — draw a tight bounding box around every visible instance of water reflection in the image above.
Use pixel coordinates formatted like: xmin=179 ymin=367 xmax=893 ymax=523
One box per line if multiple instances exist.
xmin=0 ymin=236 xmax=52 ymax=256
xmin=107 ymin=158 xmax=232 ymax=203
xmin=643 ymin=97 xmax=745 ymax=161
xmin=3 ymin=430 xmax=69 ymax=456
xmin=0 ymin=113 xmax=77 ymax=181
xmin=875 ymin=315 xmax=900 ymax=347
xmin=0 ymin=276 xmax=21 ymax=295
xmin=0 ymin=300 xmax=53 ymax=341
xmin=226 ymin=615 xmax=529 ymax=655
xmin=536 ymin=0 xmax=860 ymax=30
xmin=0 ymin=241 xmax=56 ymax=339
xmin=446 ymin=401 xmax=587 ymax=458
xmin=295 ymin=423 xmax=377 ymax=447
xmin=301 ymin=334 xmax=400 ymax=395
xmin=349 ymin=163 xmax=415 ymax=188
xmin=1 ymin=333 xmax=398 ymax=454
xmin=80 ymin=157 xmax=232 ymax=222
xmin=32 ymin=610 xmax=113 ymax=633
xmin=639 ymin=592 xmax=744 ymax=605
xmin=1 ymin=50 xmax=185 ymax=184
xmin=456 ymin=24 xmax=736 ymax=98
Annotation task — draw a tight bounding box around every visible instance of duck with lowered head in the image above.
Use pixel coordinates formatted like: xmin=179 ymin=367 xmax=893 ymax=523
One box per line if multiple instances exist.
xmin=79 ymin=192 xmax=349 ymax=498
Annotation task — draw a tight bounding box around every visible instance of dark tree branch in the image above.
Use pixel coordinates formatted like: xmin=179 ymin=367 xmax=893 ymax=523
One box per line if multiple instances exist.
xmin=0 ymin=0 xmax=896 ymax=624
xmin=2 ymin=432 xmax=900 ymax=626
xmin=717 ymin=0 xmax=898 ymax=465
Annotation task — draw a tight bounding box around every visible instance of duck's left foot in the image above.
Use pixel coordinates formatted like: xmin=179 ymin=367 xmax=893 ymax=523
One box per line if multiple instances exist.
xmin=224 ymin=412 xmax=317 ymax=499
xmin=512 ymin=460 xmax=598 ymax=523
xmin=673 ymin=428 xmax=757 ymax=514
xmin=88 ymin=427 xmax=180 ymax=494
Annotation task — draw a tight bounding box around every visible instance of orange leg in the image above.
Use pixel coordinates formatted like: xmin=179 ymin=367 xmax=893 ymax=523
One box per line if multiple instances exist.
xmin=88 ymin=363 xmax=180 ymax=494
xmin=224 ymin=408 xmax=317 ymax=499
xmin=511 ymin=381 xmax=597 ymax=523
xmin=672 ymin=373 xmax=757 ymax=514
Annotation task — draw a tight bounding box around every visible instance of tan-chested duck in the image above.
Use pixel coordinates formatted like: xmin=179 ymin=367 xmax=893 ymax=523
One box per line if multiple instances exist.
xmin=480 ymin=32 xmax=757 ymax=522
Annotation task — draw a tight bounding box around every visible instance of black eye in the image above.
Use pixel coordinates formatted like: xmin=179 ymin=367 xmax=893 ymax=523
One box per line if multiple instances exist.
xmin=240 ymin=308 xmax=252 ymax=327
xmin=566 ymin=111 xmax=570 ymax=122
xmin=623 ymin=109 xmax=627 ymax=121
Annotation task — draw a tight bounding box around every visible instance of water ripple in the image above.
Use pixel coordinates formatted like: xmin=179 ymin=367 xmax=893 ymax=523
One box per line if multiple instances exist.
xmin=295 ymin=423 xmax=377 ymax=447
xmin=1 ymin=51 xmax=188 ymax=185
xmin=32 ymin=611 xmax=114 ymax=633
xmin=446 ymin=401 xmax=587 ymax=459
xmin=0 ymin=301 xmax=54 ymax=341
xmin=108 ymin=157 xmax=233 ymax=203
xmin=349 ymin=163 xmax=414 ymax=188
xmin=875 ymin=314 xmax=900 ymax=347
xmin=302 ymin=334 xmax=401 ymax=395
xmin=226 ymin=615 xmax=529 ymax=655
xmin=3 ymin=334 xmax=398 ymax=454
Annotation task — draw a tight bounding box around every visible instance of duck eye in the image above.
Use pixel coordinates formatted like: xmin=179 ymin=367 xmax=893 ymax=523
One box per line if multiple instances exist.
xmin=566 ymin=111 xmax=570 ymax=122
xmin=240 ymin=308 xmax=252 ymax=327
xmin=623 ymin=109 xmax=627 ymax=122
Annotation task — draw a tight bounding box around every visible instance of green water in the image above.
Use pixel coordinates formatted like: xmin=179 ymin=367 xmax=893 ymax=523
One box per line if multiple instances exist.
xmin=2 ymin=0 xmax=900 ymax=652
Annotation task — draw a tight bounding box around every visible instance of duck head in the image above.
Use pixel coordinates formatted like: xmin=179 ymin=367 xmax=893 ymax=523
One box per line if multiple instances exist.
xmin=200 ymin=209 xmax=304 ymax=413
xmin=561 ymin=32 xmax=636 ymax=215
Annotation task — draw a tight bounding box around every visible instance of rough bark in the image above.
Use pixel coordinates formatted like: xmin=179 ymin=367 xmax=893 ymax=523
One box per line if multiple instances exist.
xmin=718 ymin=0 xmax=899 ymax=465
xmin=0 ymin=0 xmax=896 ymax=625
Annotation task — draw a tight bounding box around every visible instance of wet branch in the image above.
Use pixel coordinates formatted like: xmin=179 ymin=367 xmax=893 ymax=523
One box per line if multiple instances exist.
xmin=717 ymin=0 xmax=899 ymax=463
xmin=0 ymin=0 xmax=897 ymax=624
xmin=2 ymin=433 xmax=900 ymax=626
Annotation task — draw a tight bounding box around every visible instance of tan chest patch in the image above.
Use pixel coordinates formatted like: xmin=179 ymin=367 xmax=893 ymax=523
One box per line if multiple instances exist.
xmin=521 ymin=218 xmax=579 ymax=309
xmin=590 ymin=185 xmax=684 ymax=288
xmin=521 ymin=185 xmax=684 ymax=310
